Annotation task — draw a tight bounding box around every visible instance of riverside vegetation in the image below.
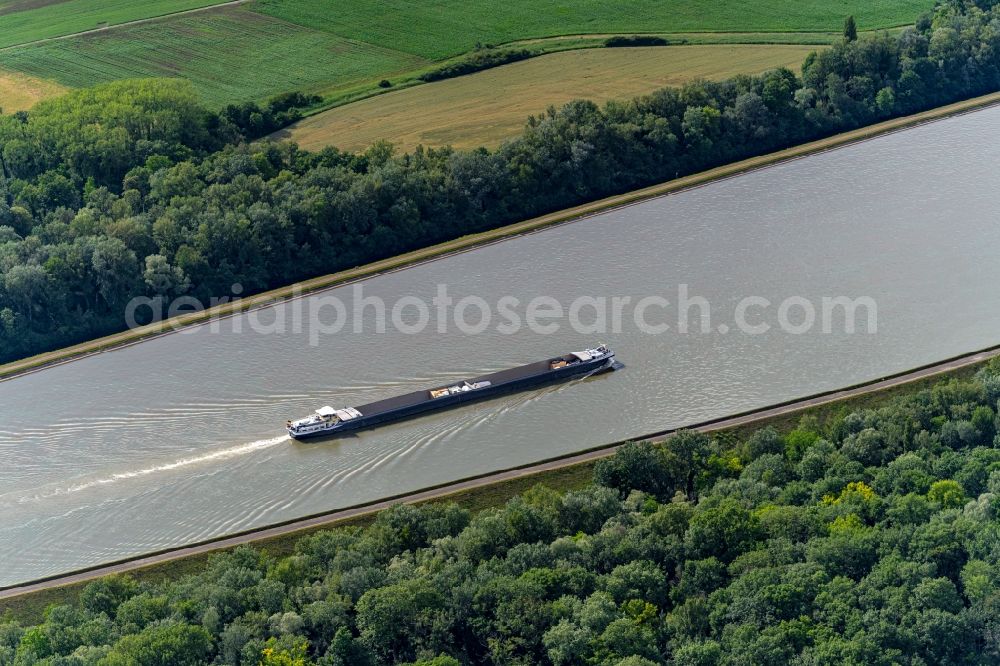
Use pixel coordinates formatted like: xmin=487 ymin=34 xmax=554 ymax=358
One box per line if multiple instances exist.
xmin=7 ymin=356 xmax=1000 ymax=663
xmin=1 ymin=0 xmax=999 ymax=364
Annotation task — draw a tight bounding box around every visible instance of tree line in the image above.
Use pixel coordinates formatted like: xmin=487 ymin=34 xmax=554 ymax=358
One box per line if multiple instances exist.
xmin=8 ymin=356 xmax=1000 ymax=664
xmin=2 ymin=0 xmax=1000 ymax=363
xmin=419 ymin=49 xmax=534 ymax=82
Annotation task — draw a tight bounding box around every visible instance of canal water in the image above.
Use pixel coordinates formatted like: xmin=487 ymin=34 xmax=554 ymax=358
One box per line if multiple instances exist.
xmin=3 ymin=106 xmax=1000 ymax=585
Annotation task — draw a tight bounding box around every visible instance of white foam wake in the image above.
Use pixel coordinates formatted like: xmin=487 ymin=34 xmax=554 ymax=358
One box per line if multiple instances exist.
xmin=16 ymin=436 xmax=289 ymax=503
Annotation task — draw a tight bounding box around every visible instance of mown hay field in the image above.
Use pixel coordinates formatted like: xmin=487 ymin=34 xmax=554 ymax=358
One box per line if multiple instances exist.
xmin=276 ymin=45 xmax=816 ymax=153
xmin=0 ymin=7 xmax=428 ymax=106
xmin=0 ymin=67 xmax=66 ymax=110
xmin=0 ymin=0 xmax=232 ymax=48
xmin=254 ymin=0 xmax=934 ymax=60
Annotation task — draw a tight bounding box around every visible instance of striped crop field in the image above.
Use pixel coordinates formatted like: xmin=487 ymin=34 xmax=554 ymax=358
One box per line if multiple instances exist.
xmin=276 ymin=44 xmax=816 ymax=153
xmin=0 ymin=8 xmax=428 ymax=106
xmin=0 ymin=0 xmax=233 ymax=48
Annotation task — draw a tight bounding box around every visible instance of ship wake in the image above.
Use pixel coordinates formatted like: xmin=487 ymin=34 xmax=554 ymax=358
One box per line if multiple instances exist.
xmin=11 ymin=435 xmax=289 ymax=504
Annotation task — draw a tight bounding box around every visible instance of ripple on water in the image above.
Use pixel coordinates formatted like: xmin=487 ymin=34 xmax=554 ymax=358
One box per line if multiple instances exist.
xmin=6 ymin=106 xmax=1000 ymax=584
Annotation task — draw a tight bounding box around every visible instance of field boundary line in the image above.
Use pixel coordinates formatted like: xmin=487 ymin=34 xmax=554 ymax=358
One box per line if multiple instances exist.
xmin=4 ymin=90 xmax=1000 ymax=381
xmin=0 ymin=0 xmax=248 ymax=52
xmin=502 ymin=28 xmax=858 ymax=46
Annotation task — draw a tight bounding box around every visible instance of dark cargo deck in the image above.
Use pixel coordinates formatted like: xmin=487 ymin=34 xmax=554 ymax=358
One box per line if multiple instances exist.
xmin=356 ymin=357 xmax=565 ymax=417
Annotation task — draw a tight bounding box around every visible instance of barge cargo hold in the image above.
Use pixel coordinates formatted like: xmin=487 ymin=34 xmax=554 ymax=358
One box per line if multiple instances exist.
xmin=286 ymin=344 xmax=617 ymax=439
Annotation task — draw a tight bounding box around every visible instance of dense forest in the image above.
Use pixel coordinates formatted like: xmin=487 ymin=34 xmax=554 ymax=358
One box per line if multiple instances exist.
xmin=7 ymin=360 xmax=1000 ymax=664
xmin=3 ymin=0 xmax=1000 ymax=362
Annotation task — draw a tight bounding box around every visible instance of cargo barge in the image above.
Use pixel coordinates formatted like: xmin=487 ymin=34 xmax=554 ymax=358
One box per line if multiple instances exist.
xmin=286 ymin=344 xmax=617 ymax=439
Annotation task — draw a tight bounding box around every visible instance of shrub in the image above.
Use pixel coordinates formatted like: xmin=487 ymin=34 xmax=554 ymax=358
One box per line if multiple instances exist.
xmin=419 ymin=49 xmax=533 ymax=82
xmin=604 ymin=35 xmax=668 ymax=47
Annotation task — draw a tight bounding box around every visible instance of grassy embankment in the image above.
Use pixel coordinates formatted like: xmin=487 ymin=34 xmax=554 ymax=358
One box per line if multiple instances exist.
xmin=0 ymin=0 xmax=929 ymax=108
xmin=1 ymin=355 xmax=988 ymax=624
xmin=4 ymin=88 xmax=1000 ymax=383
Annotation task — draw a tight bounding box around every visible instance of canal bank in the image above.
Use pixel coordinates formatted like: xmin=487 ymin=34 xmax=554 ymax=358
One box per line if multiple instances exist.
xmin=4 ymin=89 xmax=1000 ymax=382
xmin=2 ymin=341 xmax=996 ymax=622
xmin=6 ymin=95 xmax=1000 ymax=587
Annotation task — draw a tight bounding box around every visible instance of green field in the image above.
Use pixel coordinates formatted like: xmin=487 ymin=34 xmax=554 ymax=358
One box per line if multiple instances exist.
xmin=0 ymin=8 xmax=427 ymax=106
xmin=255 ymin=0 xmax=933 ymax=60
xmin=0 ymin=0 xmax=232 ymax=48
xmin=279 ymin=44 xmax=816 ymax=153
xmin=0 ymin=0 xmax=933 ymax=109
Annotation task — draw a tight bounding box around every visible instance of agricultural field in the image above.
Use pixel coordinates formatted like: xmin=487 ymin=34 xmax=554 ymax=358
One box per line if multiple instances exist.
xmin=0 ymin=7 xmax=428 ymax=107
xmin=0 ymin=67 xmax=66 ymax=111
xmin=276 ymin=44 xmax=816 ymax=153
xmin=255 ymin=0 xmax=934 ymax=60
xmin=0 ymin=0 xmax=232 ymax=48
xmin=0 ymin=0 xmax=933 ymax=109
